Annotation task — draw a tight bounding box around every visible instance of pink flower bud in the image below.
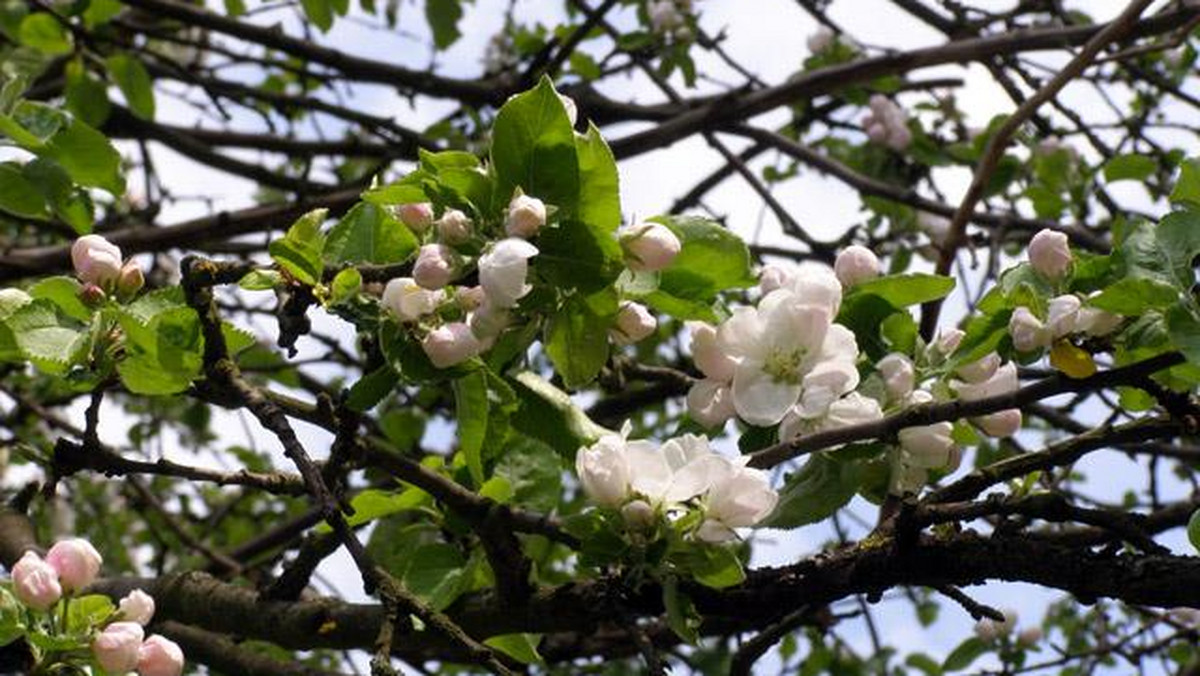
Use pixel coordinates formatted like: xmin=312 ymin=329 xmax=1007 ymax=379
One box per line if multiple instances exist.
xmin=456 ymin=286 xmax=486 ymax=312
xmin=11 ymin=551 xmax=61 ymax=611
xmin=397 ymin=203 xmax=434 ymax=232
xmin=478 ymin=238 xmax=538 ymax=308
xmin=610 ymin=302 xmax=656 ymax=345
xmin=118 ymin=588 xmax=155 ymax=626
xmin=1017 ymin=627 xmax=1043 ymax=647
xmin=116 ymin=260 xmax=144 ymax=299
xmin=505 ymin=194 xmax=546 ymax=239
xmin=975 ymin=409 xmax=1022 ymax=438
xmin=381 ymin=277 xmax=444 ymax=323
xmin=93 ymin=621 xmax=144 ymax=674
xmin=436 ymin=209 xmax=473 ymax=245
xmin=956 ymin=352 xmax=1000 ymax=383
xmin=1029 ymin=229 xmax=1072 ymax=280
xmin=46 ymin=538 xmax=102 ymax=591
xmin=834 ymin=245 xmax=881 ymax=287
xmin=79 ymin=283 xmax=107 ymax=306
xmin=933 ymin=328 xmax=964 ymax=356
xmin=71 ymin=235 xmax=124 ymax=288
xmin=413 ymin=244 xmax=458 ymax=290
xmin=620 ymin=223 xmax=681 ymax=272
xmin=137 ymin=634 xmax=185 ymax=676
xmin=421 ymin=322 xmax=482 ymax=368
xmin=877 ymin=353 xmax=915 ymax=401
xmin=1009 ymin=307 xmax=1048 ymax=352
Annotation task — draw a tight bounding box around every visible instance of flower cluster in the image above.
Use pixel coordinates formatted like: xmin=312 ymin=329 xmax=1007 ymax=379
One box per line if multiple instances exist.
xmin=380 ymin=157 xmax=681 ymax=370
xmin=646 ymin=0 xmax=693 ymax=41
xmin=862 ymin=94 xmax=912 ymax=151
xmin=71 ymin=235 xmax=145 ymax=302
xmin=974 ymin=608 xmax=1042 ymax=647
xmin=685 ymin=264 xmax=860 ymax=429
xmin=9 ymin=539 xmax=183 ymax=676
xmin=575 ymin=424 xmax=778 ymax=542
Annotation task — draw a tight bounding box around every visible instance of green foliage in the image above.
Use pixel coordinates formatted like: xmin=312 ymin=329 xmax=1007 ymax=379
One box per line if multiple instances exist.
xmin=324 ymin=202 xmax=417 ymax=265
xmin=508 ymin=371 xmax=609 ymax=458
xmin=105 ymin=53 xmax=155 ymax=120
xmin=766 ymin=453 xmax=865 ymax=528
xmin=544 ymin=287 xmax=618 ymax=389
xmin=1103 ymin=153 xmax=1156 ymax=183
xmin=269 ymin=209 xmax=328 ymax=285
xmin=639 ymin=215 xmax=757 ymax=321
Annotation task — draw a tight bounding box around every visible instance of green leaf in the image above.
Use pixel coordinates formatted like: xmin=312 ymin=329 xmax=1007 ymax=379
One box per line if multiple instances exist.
xmin=300 ymin=0 xmax=334 ymax=30
xmin=330 ymin=487 xmax=428 ymax=530
xmin=1104 ymin=153 xmax=1156 ymax=183
xmin=453 ymin=370 xmax=489 ymax=485
xmin=28 ymin=276 xmax=90 ymax=322
xmin=42 ymin=117 xmax=125 ymax=195
xmin=345 ymin=365 xmax=397 ymax=412
xmin=64 ymin=62 xmax=111 ymax=127
xmin=105 ymin=53 xmax=156 ymax=120
xmin=1090 ymin=277 xmax=1178 ymax=315
xmin=544 ymin=287 xmax=617 ymax=389
xmin=238 ymin=269 xmax=281 ymax=291
xmin=1171 ymin=158 xmax=1200 ymax=207
xmin=943 ymin=637 xmax=989 ymax=672
xmin=67 ymin=594 xmax=115 ymax=633
xmin=1188 ymin=508 xmax=1200 ymax=553
xmin=493 ymin=437 xmax=562 ymax=513
xmin=18 ymin=13 xmax=72 ymax=55
xmin=329 ymin=268 xmax=362 ymax=305
xmin=324 ymin=202 xmax=416 ymax=265
xmin=404 ymin=543 xmax=468 ymax=611
xmin=484 ymin=634 xmax=543 ymax=665
xmin=118 ymin=352 xmax=198 ymax=395
xmin=680 ymin=544 xmax=746 ymax=589
xmin=848 ymin=273 xmax=956 ymax=307
xmin=5 ymin=299 xmax=89 ymax=374
xmin=642 ymin=215 xmax=756 ymax=320
xmin=662 ymin=577 xmax=700 ymax=644
xmin=491 ymin=76 xmax=579 ymax=212
xmin=0 ymin=162 xmax=47 ymax=219
xmin=765 ymin=454 xmax=858 ymax=528
xmin=269 ymin=209 xmax=327 ymax=285
xmin=509 ymin=371 xmax=610 ymax=459
xmin=1167 ymin=303 xmax=1200 ymax=366
xmin=425 ymin=0 xmax=464 ymax=49
xmin=23 ymin=158 xmax=93 ymax=233
xmin=1156 ymin=209 xmax=1200 ymax=290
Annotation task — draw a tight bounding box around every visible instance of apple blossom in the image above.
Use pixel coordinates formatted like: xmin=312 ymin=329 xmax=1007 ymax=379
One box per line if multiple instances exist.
xmin=779 ymin=391 xmax=883 ymax=443
xmin=71 ymin=235 xmax=124 ymax=287
xmin=757 ymin=264 xmax=792 ymax=295
xmin=620 ymin=222 xmax=681 ymax=272
xmin=413 ymin=244 xmax=458 ymax=290
xmin=610 ymin=302 xmax=657 ymax=345
xmin=862 ymin=94 xmax=911 ymax=151
xmin=397 ymin=202 xmax=434 ymax=232
xmin=137 ymin=635 xmax=185 ymax=676
xmin=877 ymin=353 xmax=915 ymax=401
xmin=975 ymin=609 xmax=1018 ymax=641
xmin=687 ymin=322 xmax=737 ymax=382
xmin=625 ymin=434 xmax=734 ymax=508
xmin=976 ymin=409 xmax=1022 ymax=437
xmin=468 ymin=298 xmax=510 ymax=341
xmin=1046 ymin=294 xmax=1081 ymax=339
xmin=933 ymin=327 xmax=964 ymax=356
xmin=46 ymin=537 xmax=102 ymax=591
xmin=381 ymin=277 xmax=444 ymax=323
xmin=648 ymin=0 xmax=685 ymax=34
xmin=779 ymin=264 xmax=843 ymax=317
xmin=621 ymin=499 xmax=656 ymax=529
xmin=93 ymin=621 xmax=144 ymax=673
xmin=1075 ymin=296 xmax=1123 ymax=336
xmin=11 ymin=551 xmax=61 ymax=611
xmin=455 ymin=285 xmax=486 ymax=312
xmin=956 ymin=352 xmax=1000 ymax=383
xmin=1029 ymin=228 xmax=1072 ymax=280
xmin=696 ymin=462 xmax=778 ymax=543
xmin=953 ymin=362 xmax=1021 ymax=437
xmin=478 ymin=238 xmax=538 ymax=308
xmin=686 ymin=379 xmax=736 ymax=429
xmin=807 ymin=25 xmax=834 ymax=53
xmin=1017 ymin=627 xmax=1043 ymax=647
xmin=834 ymin=245 xmax=881 ymax=287
xmin=119 ymin=588 xmax=156 ymax=625
xmin=1009 ymin=307 xmax=1049 ymax=352
xmin=421 ymin=322 xmax=482 ymax=368
xmin=575 ymin=424 xmax=644 ymax=507
xmin=116 ymin=260 xmax=144 ymax=298
xmin=436 ymin=209 xmax=473 ymax=245
xmin=896 ymin=390 xmax=956 ymax=469
xmin=505 ymin=193 xmax=546 ymax=239
xmin=717 ymin=288 xmax=859 ymax=426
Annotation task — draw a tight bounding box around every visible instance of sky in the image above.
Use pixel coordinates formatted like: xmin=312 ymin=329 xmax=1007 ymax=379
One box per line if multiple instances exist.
xmin=24 ymin=0 xmax=1200 ymax=673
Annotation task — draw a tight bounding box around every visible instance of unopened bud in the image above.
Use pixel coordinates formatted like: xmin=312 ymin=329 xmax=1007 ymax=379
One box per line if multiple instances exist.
xmin=116 ymin=261 xmax=144 ymax=299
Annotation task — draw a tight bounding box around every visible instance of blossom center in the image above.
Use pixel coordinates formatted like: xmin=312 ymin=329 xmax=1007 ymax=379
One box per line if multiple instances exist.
xmin=763 ymin=345 xmax=807 ymax=383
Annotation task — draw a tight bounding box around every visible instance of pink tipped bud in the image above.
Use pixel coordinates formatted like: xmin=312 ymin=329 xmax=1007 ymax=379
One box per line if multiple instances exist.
xmin=413 ymin=244 xmax=458 ymax=290
xmin=11 ymin=551 xmax=61 ymax=611
xmin=834 ymin=245 xmax=881 ymax=287
xmin=46 ymin=538 xmax=102 ymax=591
xmin=137 ymin=634 xmax=185 ymax=676
xmin=1029 ymin=229 xmax=1072 ymax=280
xmin=93 ymin=622 xmax=144 ymax=673
xmin=116 ymin=260 xmax=144 ymax=299
xmin=71 ymin=235 xmax=123 ymax=288
xmin=1009 ymin=307 xmax=1048 ymax=352
xmin=975 ymin=409 xmax=1022 ymax=438
xmin=436 ymin=209 xmax=473 ymax=245
xmin=397 ymin=203 xmax=434 ymax=232
xmin=422 ymin=322 xmax=483 ymax=368
xmin=620 ymin=222 xmax=681 ymax=272
xmin=118 ymin=588 xmax=156 ymax=626
xmin=505 ymin=194 xmax=546 ymax=239
xmin=610 ymin=302 xmax=657 ymax=345
xmin=79 ymin=283 xmax=107 ymax=306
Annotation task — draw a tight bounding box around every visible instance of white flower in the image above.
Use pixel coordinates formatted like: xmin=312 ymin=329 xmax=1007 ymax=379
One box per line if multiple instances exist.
xmin=687 ymin=321 xmax=736 ymax=382
xmin=468 ymin=297 xmax=510 ymax=341
xmin=118 ymin=589 xmax=156 ymax=626
xmin=807 ymin=26 xmax=834 ymax=53
xmin=71 ymin=235 xmax=123 ymax=287
xmin=834 ymin=245 xmax=881 ymax=287
xmin=436 ymin=209 xmax=473 ymax=245
xmin=648 ymin=0 xmax=685 ymax=34
xmin=621 ymin=499 xmax=656 ymax=529
xmin=956 ymin=352 xmax=1000 ymax=383
xmin=975 ymin=609 xmax=1018 ymax=641
xmin=932 ymin=327 xmax=964 ymax=356
xmin=1017 ymin=627 xmax=1043 ymax=647
xmin=620 ymin=222 xmax=681 ymax=272
xmin=780 ymin=265 xmax=842 ymax=317
xmin=381 ymin=277 xmax=444 ymax=323
xmin=610 ymin=302 xmax=657 ymax=345
xmin=975 ymin=409 xmax=1022 ymax=437
xmin=896 ymin=390 xmax=956 ymax=469
xmin=1046 ymin=294 xmax=1081 ymax=339
xmin=862 ymin=95 xmax=911 ymax=151
xmin=1074 ymin=303 xmax=1122 ymax=337
xmin=686 ymin=379 xmax=736 ymax=429
xmin=757 ymin=264 xmax=793 ymax=295
xmin=575 ymin=424 xmax=643 ymax=507
xmin=478 ymin=238 xmax=538 ymax=308
xmin=505 ymin=193 xmax=546 ymax=239
xmin=1029 ymin=229 xmax=1072 ymax=280
xmin=779 ymin=392 xmax=882 ymax=443
xmin=1009 ymin=306 xmax=1049 ymax=352
xmin=627 ymin=434 xmax=731 ymax=507
xmin=717 ymin=289 xmax=858 ymax=426
xmin=421 ymin=322 xmax=483 ymax=368
xmin=877 ymin=353 xmax=915 ymax=402
xmin=953 ymin=361 xmax=1018 ymax=402
xmin=413 ymin=244 xmax=458 ymax=290
xmin=696 ymin=461 xmax=778 ymax=542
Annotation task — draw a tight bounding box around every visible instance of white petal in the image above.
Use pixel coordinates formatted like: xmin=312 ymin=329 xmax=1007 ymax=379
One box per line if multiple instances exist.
xmin=732 ymin=365 xmax=802 ymax=427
